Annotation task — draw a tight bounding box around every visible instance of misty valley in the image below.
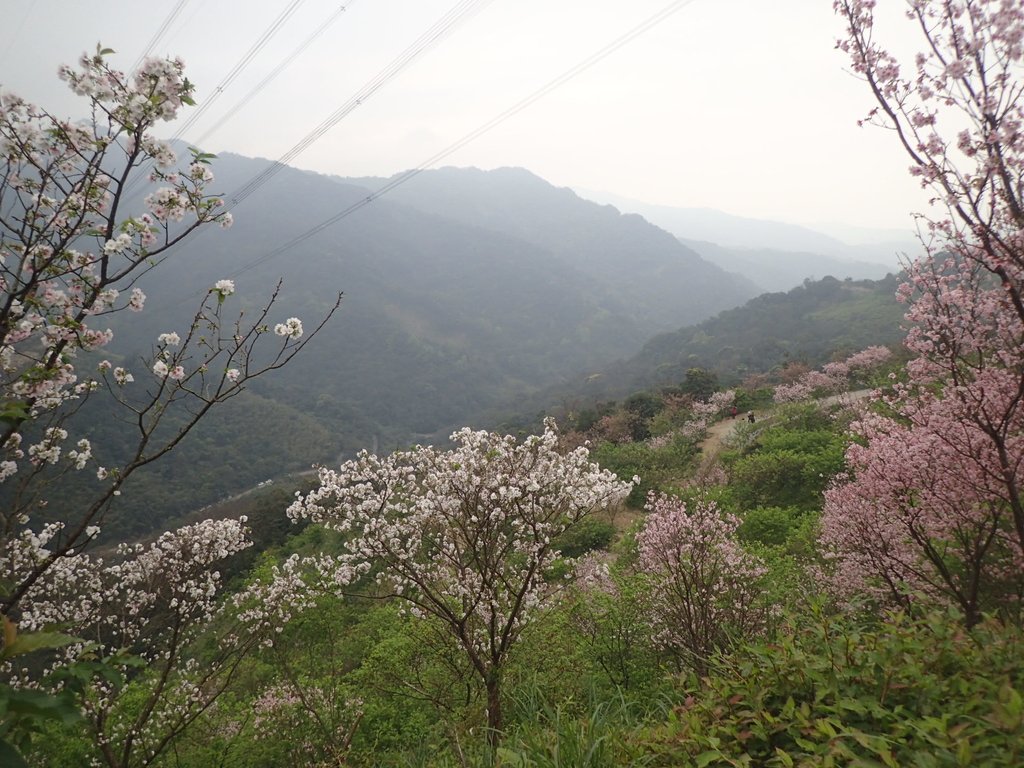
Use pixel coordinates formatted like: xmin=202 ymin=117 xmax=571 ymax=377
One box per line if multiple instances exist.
xmin=4 ymin=3 xmax=1024 ymax=766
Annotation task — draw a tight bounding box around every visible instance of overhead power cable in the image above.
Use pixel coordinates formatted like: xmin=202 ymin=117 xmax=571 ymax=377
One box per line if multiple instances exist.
xmin=228 ymin=0 xmax=497 ymax=206
xmin=171 ymin=0 xmax=308 ymax=143
xmin=131 ymin=0 xmax=190 ymax=71
xmin=126 ymin=0 xmax=309 ymax=195
xmin=193 ymin=1 xmax=359 ymax=149
xmin=0 ymin=2 xmax=34 ymax=70
xmin=222 ymin=0 xmax=699 ymax=280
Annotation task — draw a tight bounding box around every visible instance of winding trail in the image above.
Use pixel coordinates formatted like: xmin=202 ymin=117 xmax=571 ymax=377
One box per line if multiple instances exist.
xmin=696 ymin=389 xmax=874 ymax=471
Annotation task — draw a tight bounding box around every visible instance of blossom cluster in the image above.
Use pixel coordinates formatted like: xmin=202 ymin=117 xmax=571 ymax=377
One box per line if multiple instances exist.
xmin=773 ymin=346 xmax=892 ymax=404
xmin=248 ymin=682 xmax=363 ymax=764
xmin=825 ymin=1 xmax=1024 ymax=624
xmin=7 ymin=517 xmax=260 ymax=764
xmin=635 ymin=493 xmax=767 ymax=662
xmin=0 ymin=48 xmax=231 ymax=497
xmin=819 ymin=375 xmax=1024 ymax=617
xmin=289 ymin=419 xmax=634 ymax=663
xmin=274 ymin=317 xmax=303 ymax=339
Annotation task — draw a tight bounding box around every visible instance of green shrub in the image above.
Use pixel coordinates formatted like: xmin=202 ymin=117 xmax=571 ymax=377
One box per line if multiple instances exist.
xmin=738 ymin=506 xmax=807 ymax=548
xmin=629 ymin=607 xmax=1024 ymax=766
xmin=552 ymin=519 xmax=616 ymax=558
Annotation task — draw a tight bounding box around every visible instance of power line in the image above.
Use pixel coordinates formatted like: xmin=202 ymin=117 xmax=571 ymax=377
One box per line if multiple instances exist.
xmin=193 ymin=1 xmax=359 ymax=149
xmin=228 ymin=0 xmax=497 ymax=206
xmin=127 ymin=0 xmax=310 ymax=195
xmin=0 ymin=1 xmax=34 ymax=70
xmin=171 ymin=0 xmax=308 ymax=143
xmin=222 ymin=0 xmax=698 ymax=279
xmin=160 ymin=0 xmax=206 ymax=52
xmin=132 ymin=0 xmax=190 ymax=71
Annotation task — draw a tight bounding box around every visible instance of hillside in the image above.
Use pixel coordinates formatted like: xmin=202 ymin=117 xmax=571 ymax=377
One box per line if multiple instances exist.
xmin=83 ymin=157 xmax=760 ymax=534
xmin=339 ymin=167 xmax=761 ymax=327
xmin=531 ymin=273 xmax=906 ymax=406
xmin=680 ymin=238 xmax=893 ymax=293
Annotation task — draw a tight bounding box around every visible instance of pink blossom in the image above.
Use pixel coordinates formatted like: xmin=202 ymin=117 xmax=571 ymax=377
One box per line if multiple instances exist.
xmin=636 ymin=493 xmax=767 ymax=667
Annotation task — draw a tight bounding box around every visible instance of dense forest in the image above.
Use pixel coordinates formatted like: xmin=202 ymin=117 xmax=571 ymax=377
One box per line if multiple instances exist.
xmin=4 ymin=3 xmax=1024 ymax=767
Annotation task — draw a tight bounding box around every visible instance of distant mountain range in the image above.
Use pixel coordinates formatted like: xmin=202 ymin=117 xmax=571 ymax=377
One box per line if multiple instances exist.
xmin=516 ymin=273 xmax=908 ymax=413
xmin=679 ymin=239 xmax=893 ymax=295
xmin=94 ymin=158 xmax=770 ymax=532
xmin=576 ymin=189 xmax=918 ymax=290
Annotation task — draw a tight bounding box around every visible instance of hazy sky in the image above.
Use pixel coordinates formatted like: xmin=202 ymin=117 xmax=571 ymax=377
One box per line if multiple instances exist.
xmin=0 ymin=0 xmax=931 ymax=236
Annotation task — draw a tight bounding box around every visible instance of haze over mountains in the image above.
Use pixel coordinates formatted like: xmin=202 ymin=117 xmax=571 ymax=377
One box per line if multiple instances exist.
xmin=580 ymin=189 xmax=919 ymax=261
xmin=92 ymin=153 xmax=906 ymax=533
xmin=579 ymin=189 xmax=914 ymax=293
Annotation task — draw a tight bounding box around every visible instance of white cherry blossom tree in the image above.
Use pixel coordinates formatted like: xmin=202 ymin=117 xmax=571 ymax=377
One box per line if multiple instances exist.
xmin=288 ymin=420 xmax=634 ymax=747
xmin=0 ymin=47 xmax=340 ymax=617
xmin=0 ymin=46 xmax=340 ymax=761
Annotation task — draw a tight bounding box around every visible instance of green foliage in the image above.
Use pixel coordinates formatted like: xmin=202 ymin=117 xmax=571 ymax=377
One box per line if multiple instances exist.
xmin=738 ymin=506 xmax=808 ymax=548
xmin=565 ymin=577 xmax=663 ymax=695
xmin=591 ymin=438 xmax=698 ymax=507
xmin=496 ymin=688 xmax=652 ymax=768
xmin=681 ymin=368 xmax=720 ymax=401
xmin=630 ymin=608 xmax=1024 ymax=767
xmin=0 ymin=619 xmax=84 ymax=766
xmin=726 ymin=424 xmax=846 ymax=513
xmin=551 ymin=518 xmax=616 ymax=559
xmin=588 ymin=274 xmax=905 ymax=398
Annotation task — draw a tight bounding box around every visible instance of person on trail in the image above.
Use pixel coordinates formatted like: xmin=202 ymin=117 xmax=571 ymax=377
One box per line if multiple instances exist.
xmin=747 ymin=411 xmax=755 ymax=424
xmin=730 ymin=405 xmax=738 ymax=419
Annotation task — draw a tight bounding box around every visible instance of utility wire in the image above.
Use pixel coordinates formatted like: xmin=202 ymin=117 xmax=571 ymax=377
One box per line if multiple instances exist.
xmin=193 ymin=1 xmax=359 ymax=148
xmin=172 ymin=0 xmax=308 ymax=143
xmin=161 ymin=0 xmax=205 ymax=52
xmin=132 ymin=0 xmax=190 ymax=71
xmin=0 ymin=0 xmax=34 ymax=70
xmin=222 ymin=0 xmax=698 ymax=280
xmin=127 ymin=0 xmax=309 ymax=195
xmin=228 ymin=0 xmax=496 ymax=206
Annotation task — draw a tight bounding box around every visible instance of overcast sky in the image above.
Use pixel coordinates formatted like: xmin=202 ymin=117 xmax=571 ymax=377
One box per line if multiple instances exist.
xmin=0 ymin=0 xmax=931 ymax=238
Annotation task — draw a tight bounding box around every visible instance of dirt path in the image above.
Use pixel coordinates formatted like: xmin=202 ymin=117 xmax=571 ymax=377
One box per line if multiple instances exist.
xmin=701 ymin=414 xmax=747 ymax=462
xmin=696 ymin=389 xmax=874 ymax=470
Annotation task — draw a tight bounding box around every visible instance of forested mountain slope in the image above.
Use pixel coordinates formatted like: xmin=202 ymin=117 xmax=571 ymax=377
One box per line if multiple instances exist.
xmin=339 ymin=166 xmax=760 ymax=327
xmin=86 ymin=156 xmax=759 ymax=534
xmin=529 ymin=274 xmax=906 ymax=407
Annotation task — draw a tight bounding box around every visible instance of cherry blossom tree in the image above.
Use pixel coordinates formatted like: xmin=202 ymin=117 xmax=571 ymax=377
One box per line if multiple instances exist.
xmin=248 ymin=682 xmax=362 ymax=768
xmin=0 ymin=47 xmax=341 ymax=761
xmin=821 ymin=1 xmax=1024 ymax=623
xmin=0 ymin=47 xmax=341 ymax=618
xmin=821 ymin=410 xmax=1023 ymax=624
xmin=773 ymin=346 xmax=892 ymax=404
xmin=288 ymin=420 xmax=634 ymax=746
xmin=635 ymin=493 xmax=767 ymax=672
xmin=10 ymin=518 xmax=272 ymax=768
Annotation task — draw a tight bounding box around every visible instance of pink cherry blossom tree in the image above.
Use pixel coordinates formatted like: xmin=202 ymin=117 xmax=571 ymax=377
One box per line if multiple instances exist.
xmin=288 ymin=419 xmax=634 ymax=747
xmin=0 ymin=47 xmax=341 ymax=619
xmin=635 ymin=493 xmax=767 ymax=672
xmin=821 ymin=1 xmax=1024 ymax=623
xmin=773 ymin=346 xmax=892 ymax=404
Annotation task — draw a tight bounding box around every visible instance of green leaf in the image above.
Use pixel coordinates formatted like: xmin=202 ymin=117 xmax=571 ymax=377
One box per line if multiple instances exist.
xmin=774 ymin=747 xmax=795 ymax=768
xmin=695 ymin=749 xmax=724 ymax=767
xmin=2 ymin=687 xmax=81 ymax=725
xmin=0 ymin=401 xmax=29 ymax=425
xmin=1 ymin=630 xmax=79 ymax=661
xmin=956 ymin=739 xmax=972 ymax=767
xmin=495 ymin=747 xmax=528 ymax=766
xmin=0 ymin=739 xmax=30 ymax=768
